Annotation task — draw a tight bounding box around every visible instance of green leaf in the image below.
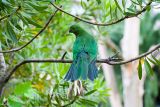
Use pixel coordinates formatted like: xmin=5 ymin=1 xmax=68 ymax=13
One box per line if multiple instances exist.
xmin=109 ymin=5 xmax=112 ymax=20
xmin=10 ymin=19 xmax=22 ymax=31
xmin=127 ymin=7 xmax=136 ymax=13
xmin=146 ymin=5 xmax=151 ymax=11
xmin=122 ymin=0 xmax=126 ymax=10
xmin=79 ymin=98 xmax=98 ymax=106
xmin=24 ymin=89 xmax=40 ymax=100
xmin=84 ymin=89 xmax=97 ymax=96
xmin=105 ymin=1 xmax=110 ymax=9
xmin=96 ymin=0 xmax=101 ymax=4
xmin=131 ymin=0 xmax=139 ymax=5
xmin=113 ymin=0 xmax=123 ymax=12
xmin=17 ymin=13 xmax=29 ymax=26
xmin=15 ymin=24 xmax=23 ymax=31
xmin=9 ymin=95 xmax=24 ymax=104
xmin=81 ymin=0 xmax=87 ymax=9
xmin=147 ymin=57 xmax=157 ymax=65
xmin=8 ymin=95 xmax=24 ymax=107
xmin=124 ymin=12 xmax=135 ymax=16
xmin=6 ymin=22 xmax=18 ymax=43
xmin=144 ymin=59 xmax=154 ymax=76
xmin=151 ymin=55 xmax=160 ymax=65
xmin=137 ymin=0 xmax=142 ymax=5
xmin=14 ymin=82 xmax=31 ymax=95
xmin=137 ymin=59 xmax=142 ymax=80
xmin=24 ymin=17 xmax=42 ymax=28
xmin=28 ymin=2 xmax=48 ymax=11
xmin=55 ymin=95 xmax=61 ymax=106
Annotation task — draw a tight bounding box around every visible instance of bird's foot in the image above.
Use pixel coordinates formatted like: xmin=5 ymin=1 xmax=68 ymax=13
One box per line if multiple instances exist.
xmin=108 ymin=52 xmax=123 ymax=61
xmin=67 ymin=80 xmax=84 ymax=98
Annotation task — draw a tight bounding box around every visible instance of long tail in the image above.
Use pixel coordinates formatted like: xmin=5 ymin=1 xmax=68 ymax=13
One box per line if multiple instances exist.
xmin=88 ymin=59 xmax=98 ymax=81
xmin=64 ymin=52 xmax=98 ymax=81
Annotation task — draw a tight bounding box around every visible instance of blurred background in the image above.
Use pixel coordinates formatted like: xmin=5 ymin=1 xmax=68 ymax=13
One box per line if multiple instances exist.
xmin=0 ymin=0 xmax=160 ymax=107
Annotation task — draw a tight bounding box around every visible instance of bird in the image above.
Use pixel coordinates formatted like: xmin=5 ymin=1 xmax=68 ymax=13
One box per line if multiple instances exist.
xmin=64 ymin=24 xmax=98 ymax=82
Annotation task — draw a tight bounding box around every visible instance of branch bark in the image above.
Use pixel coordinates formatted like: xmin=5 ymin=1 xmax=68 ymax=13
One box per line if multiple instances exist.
xmin=0 ymin=47 xmax=7 ymax=96
xmin=0 ymin=42 xmax=159 ymax=90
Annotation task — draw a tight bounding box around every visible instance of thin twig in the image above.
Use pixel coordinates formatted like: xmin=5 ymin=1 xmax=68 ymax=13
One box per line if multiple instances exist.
xmin=0 ymin=7 xmax=61 ymax=53
xmin=50 ymin=0 xmax=152 ymax=26
xmin=1 ymin=44 xmax=159 ymax=85
xmin=61 ymin=52 xmax=67 ymax=60
xmin=0 ymin=6 xmax=21 ymax=21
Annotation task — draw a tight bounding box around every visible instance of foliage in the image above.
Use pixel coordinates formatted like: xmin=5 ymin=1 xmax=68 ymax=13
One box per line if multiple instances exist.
xmin=0 ymin=0 xmax=112 ymax=106
xmin=0 ymin=0 xmax=160 ymax=106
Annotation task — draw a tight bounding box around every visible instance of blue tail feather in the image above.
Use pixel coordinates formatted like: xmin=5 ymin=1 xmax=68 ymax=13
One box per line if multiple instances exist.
xmin=78 ymin=52 xmax=88 ymax=80
xmin=64 ymin=61 xmax=79 ymax=82
xmin=64 ymin=51 xmax=98 ymax=82
xmin=88 ymin=59 xmax=98 ymax=81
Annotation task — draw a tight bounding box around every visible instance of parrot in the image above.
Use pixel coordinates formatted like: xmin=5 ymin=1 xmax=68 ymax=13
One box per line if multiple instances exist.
xmin=64 ymin=24 xmax=98 ymax=82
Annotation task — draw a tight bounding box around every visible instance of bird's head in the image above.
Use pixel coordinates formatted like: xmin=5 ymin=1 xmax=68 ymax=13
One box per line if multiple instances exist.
xmin=69 ymin=24 xmax=83 ymax=36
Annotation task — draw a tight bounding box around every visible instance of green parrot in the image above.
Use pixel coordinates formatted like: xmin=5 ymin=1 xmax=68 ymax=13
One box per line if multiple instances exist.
xmin=64 ymin=25 xmax=98 ymax=82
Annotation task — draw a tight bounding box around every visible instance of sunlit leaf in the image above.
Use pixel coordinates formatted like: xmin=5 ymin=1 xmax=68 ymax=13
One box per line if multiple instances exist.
xmin=24 ymin=89 xmax=41 ymax=100
xmin=32 ymin=82 xmax=44 ymax=92
xmin=137 ymin=59 xmax=142 ymax=80
xmin=84 ymin=89 xmax=97 ymax=96
xmin=8 ymin=95 xmax=24 ymax=107
xmin=151 ymin=55 xmax=160 ymax=65
xmin=122 ymin=0 xmax=126 ymax=10
xmin=147 ymin=57 xmax=157 ymax=65
xmin=14 ymin=82 xmax=31 ymax=95
xmin=81 ymin=0 xmax=87 ymax=9
xmin=6 ymin=22 xmax=18 ymax=43
xmin=27 ymin=2 xmax=48 ymax=11
xmin=131 ymin=0 xmax=139 ymax=5
xmin=79 ymin=98 xmax=98 ymax=106
xmin=17 ymin=13 xmax=29 ymax=26
xmin=24 ymin=17 xmax=42 ymax=28
xmin=113 ymin=0 xmax=123 ymax=12
xmin=109 ymin=5 xmax=112 ymax=20
xmin=144 ymin=58 xmax=154 ymax=76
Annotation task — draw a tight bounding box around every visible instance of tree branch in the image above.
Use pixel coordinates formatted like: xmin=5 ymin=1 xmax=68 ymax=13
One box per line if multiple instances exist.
xmin=61 ymin=52 xmax=67 ymax=60
xmin=0 ymin=7 xmax=61 ymax=53
xmin=0 ymin=6 xmax=21 ymax=22
xmin=0 ymin=44 xmax=159 ymax=86
xmin=50 ymin=0 xmax=152 ymax=26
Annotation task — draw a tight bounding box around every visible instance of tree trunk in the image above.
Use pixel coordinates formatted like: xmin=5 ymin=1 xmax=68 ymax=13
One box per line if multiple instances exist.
xmin=121 ymin=17 xmax=144 ymax=107
xmin=98 ymin=42 xmax=122 ymax=107
xmin=0 ymin=46 xmax=7 ymax=96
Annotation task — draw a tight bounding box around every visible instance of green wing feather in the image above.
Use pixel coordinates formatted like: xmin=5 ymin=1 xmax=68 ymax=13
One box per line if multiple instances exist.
xmin=64 ymin=25 xmax=98 ymax=81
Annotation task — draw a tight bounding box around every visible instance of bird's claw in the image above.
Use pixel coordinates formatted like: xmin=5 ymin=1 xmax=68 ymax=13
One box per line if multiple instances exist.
xmin=108 ymin=52 xmax=122 ymax=61
xmin=67 ymin=80 xmax=84 ymax=98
